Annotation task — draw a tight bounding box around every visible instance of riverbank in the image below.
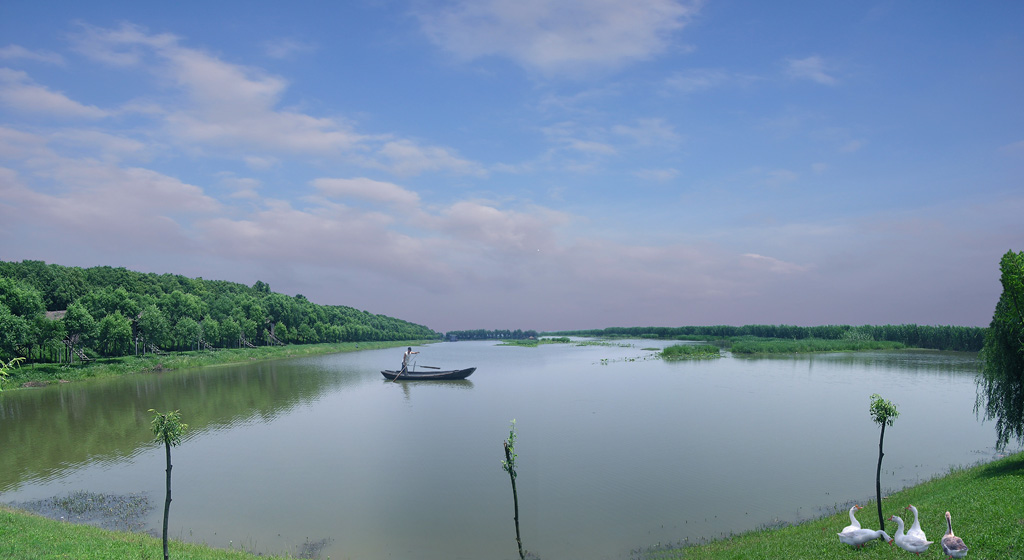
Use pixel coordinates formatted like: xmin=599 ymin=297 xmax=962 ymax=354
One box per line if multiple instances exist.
xmin=2 ymin=340 xmax=434 ymax=390
xmin=3 ymin=451 xmax=1021 ymax=559
xmin=633 ymin=450 xmax=1023 ymax=559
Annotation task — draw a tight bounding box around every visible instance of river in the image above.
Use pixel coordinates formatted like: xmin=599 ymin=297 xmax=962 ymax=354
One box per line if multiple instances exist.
xmin=0 ymin=340 xmax=1014 ymax=559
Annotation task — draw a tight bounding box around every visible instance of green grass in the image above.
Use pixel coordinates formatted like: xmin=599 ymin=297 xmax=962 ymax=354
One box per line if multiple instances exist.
xmin=633 ymin=451 xmax=1024 ymax=559
xmin=727 ymin=337 xmax=905 ymax=354
xmin=0 ymin=503 xmax=296 ymax=560
xmin=5 ymin=340 xmax=432 ymax=390
xmin=660 ymin=344 xmax=722 ymax=360
xmin=4 ymin=452 xmax=1022 ymax=559
xmin=498 ymin=337 xmax=571 ymax=347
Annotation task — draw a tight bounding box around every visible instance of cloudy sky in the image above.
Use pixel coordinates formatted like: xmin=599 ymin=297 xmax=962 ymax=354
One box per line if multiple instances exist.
xmin=1 ymin=1 xmax=1021 ymax=332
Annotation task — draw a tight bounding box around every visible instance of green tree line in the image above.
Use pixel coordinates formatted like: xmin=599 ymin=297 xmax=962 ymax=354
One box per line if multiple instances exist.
xmin=0 ymin=260 xmax=440 ymax=362
xmin=445 ymin=328 xmax=539 ymax=341
xmin=546 ymin=323 xmax=987 ymax=352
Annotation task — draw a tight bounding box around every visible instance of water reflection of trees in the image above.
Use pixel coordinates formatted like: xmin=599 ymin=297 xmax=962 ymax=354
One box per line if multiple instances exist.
xmin=0 ymin=361 xmax=357 ymax=492
xmin=734 ymin=350 xmax=980 ymax=376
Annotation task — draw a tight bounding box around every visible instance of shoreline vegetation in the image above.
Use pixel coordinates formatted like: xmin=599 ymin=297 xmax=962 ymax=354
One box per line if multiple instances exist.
xmin=499 ymin=334 xmax=917 ymax=357
xmin=2 ymin=340 xmax=430 ymax=390
xmin=660 ymin=344 xmax=722 ymax=359
xmin=545 ymin=324 xmax=986 ymax=353
xmin=3 ymin=450 xmax=1020 ymax=559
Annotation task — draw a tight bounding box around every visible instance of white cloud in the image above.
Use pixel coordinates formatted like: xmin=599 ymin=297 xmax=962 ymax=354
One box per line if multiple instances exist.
xmin=786 ymin=55 xmax=838 ymax=86
xmin=375 ymin=139 xmax=486 ymax=176
xmin=1000 ymin=139 xmax=1024 ymax=156
xmin=740 ymin=253 xmax=810 ymax=275
xmin=438 ymin=200 xmax=568 ymax=253
xmin=0 ymin=68 xmax=109 ymax=118
xmin=0 ymin=45 xmax=64 ymax=65
xmin=665 ymin=68 xmax=730 ymax=93
xmin=840 ymin=139 xmax=863 ymax=153
xmin=0 ymin=132 xmax=220 ymax=251
xmin=312 ymin=177 xmax=421 ymax=207
xmin=49 ymin=130 xmax=148 ymax=161
xmin=63 ymin=23 xmax=483 ymax=177
xmin=419 ymin=0 xmax=703 ymax=75
xmin=263 ymin=39 xmax=316 ymax=60
xmin=612 ymin=118 xmax=680 ymax=146
xmin=765 ymin=169 xmax=799 ymax=186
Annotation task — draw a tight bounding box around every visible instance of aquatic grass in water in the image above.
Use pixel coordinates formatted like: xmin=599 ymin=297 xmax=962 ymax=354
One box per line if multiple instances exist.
xmin=13 ymin=491 xmax=152 ymax=532
xmin=660 ymin=344 xmax=721 ymax=360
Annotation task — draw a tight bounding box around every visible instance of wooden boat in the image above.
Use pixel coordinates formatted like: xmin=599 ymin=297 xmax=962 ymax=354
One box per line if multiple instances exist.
xmin=381 ymin=367 xmax=476 ymax=381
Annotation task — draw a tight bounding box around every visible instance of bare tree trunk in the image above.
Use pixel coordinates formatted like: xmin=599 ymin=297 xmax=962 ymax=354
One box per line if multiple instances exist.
xmin=875 ymin=422 xmax=886 ymax=535
xmin=504 ymin=442 xmax=524 ymax=560
xmin=163 ymin=438 xmax=172 ymax=560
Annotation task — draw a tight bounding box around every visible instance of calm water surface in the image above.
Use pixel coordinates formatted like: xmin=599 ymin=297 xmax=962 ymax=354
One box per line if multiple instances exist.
xmin=0 ymin=340 xmax=1013 ymax=560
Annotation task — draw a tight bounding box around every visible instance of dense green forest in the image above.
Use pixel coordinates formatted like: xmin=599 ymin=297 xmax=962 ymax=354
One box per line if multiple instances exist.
xmin=547 ymin=324 xmax=987 ymax=352
xmin=0 ymin=260 xmax=440 ymax=363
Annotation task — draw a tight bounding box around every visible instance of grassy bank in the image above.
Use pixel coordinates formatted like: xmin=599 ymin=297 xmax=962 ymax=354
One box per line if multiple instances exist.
xmin=725 ymin=337 xmax=905 ymax=354
xmin=635 ymin=450 xmax=1024 ymax=559
xmin=0 ymin=503 xmax=295 ymax=560
xmin=660 ymin=344 xmax=721 ymax=360
xmin=3 ymin=340 xmax=433 ymax=390
xmin=4 ymin=451 xmax=1021 ymax=559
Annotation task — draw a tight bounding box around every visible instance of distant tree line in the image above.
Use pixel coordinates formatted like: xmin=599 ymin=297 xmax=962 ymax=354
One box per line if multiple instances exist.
xmin=445 ymin=329 xmax=539 ymax=341
xmin=545 ymin=324 xmax=986 ymax=352
xmin=0 ymin=260 xmax=440 ymax=362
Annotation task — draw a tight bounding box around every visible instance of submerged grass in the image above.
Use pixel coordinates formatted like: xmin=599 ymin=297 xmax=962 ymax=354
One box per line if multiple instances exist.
xmin=4 ymin=452 xmax=1022 ymax=559
xmin=6 ymin=340 xmax=431 ymax=390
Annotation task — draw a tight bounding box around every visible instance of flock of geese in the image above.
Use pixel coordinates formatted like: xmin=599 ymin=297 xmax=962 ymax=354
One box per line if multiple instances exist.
xmin=837 ymin=504 xmax=969 ymax=557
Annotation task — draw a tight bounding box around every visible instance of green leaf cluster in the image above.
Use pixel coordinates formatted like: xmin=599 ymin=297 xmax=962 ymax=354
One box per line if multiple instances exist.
xmin=149 ymin=409 xmax=188 ymax=447
xmin=869 ymin=393 xmax=899 ymax=427
xmin=502 ymin=419 xmax=518 ymax=479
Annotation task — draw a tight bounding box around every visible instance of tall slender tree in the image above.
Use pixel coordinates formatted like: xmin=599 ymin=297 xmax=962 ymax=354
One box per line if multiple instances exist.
xmin=150 ymin=409 xmax=188 ymax=560
xmin=869 ymin=394 xmax=899 ymax=534
xmin=0 ymin=357 xmax=25 ymax=391
xmin=502 ymin=419 xmax=525 ymax=560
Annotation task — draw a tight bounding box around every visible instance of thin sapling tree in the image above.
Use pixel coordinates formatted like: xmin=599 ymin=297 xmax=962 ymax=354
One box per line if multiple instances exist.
xmin=502 ymin=419 xmax=525 ymax=560
xmin=0 ymin=357 xmax=24 ymax=392
xmin=869 ymin=394 xmax=899 ymax=535
xmin=150 ymin=409 xmax=188 ymax=560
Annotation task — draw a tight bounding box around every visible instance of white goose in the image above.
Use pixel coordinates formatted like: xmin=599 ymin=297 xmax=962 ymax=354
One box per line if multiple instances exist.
xmin=906 ymin=504 xmax=927 ymax=541
xmin=840 ymin=504 xmax=864 ymax=534
xmin=838 ymin=528 xmax=892 ymax=549
xmin=889 ymin=514 xmax=933 ymax=555
xmin=941 ymin=511 xmax=969 ymax=558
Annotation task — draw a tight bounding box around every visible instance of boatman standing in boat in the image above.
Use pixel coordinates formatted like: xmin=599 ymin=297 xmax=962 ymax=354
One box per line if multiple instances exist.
xmin=401 ymin=347 xmax=419 ymax=373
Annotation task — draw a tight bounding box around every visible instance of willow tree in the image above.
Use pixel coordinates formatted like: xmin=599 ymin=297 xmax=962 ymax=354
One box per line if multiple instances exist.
xmin=150 ymin=409 xmax=188 ymax=560
xmin=977 ymin=249 xmax=1024 ymax=449
xmin=869 ymin=394 xmax=899 ymax=534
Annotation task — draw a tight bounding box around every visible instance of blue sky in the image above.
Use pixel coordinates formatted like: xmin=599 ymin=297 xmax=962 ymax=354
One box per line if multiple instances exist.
xmin=1 ymin=1 xmax=1021 ymax=332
